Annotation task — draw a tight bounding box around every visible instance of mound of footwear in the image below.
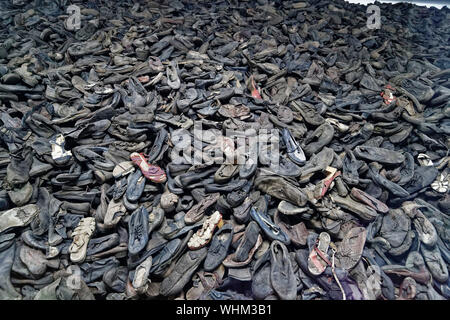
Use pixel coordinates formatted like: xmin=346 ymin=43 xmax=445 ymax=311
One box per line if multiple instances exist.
xmin=0 ymin=0 xmax=449 ymax=300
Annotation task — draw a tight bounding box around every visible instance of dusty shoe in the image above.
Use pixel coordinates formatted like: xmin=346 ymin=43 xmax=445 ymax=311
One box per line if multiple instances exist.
xmin=255 ymin=175 xmax=308 ymax=207
xmin=0 ymin=204 xmax=39 ymax=234
xmin=281 ymin=128 xmax=306 ymax=165
xmin=335 ymin=227 xmax=367 ymax=271
xmin=160 ymin=248 xmax=207 ymax=297
xmin=330 ymin=193 xmax=378 ymax=222
xmin=307 ymin=232 xmax=331 ymax=276
xmin=184 ymin=193 xmax=220 ymax=225
xmin=350 ymin=188 xmax=389 ymax=213
xmin=112 ymin=161 xmax=135 ymax=179
xmin=49 ymin=134 xmax=72 ymax=165
xmin=223 ymin=221 xmax=262 ymax=267
xmin=130 ymin=152 xmax=166 ymax=183
xmin=204 ymin=223 xmax=233 ymax=272
xmin=69 ymin=217 xmax=96 ymax=263
xmin=270 ymin=240 xmax=297 ymax=300
xmin=132 ymin=256 xmax=152 ymax=294
xmin=187 ymin=211 xmax=223 ymax=250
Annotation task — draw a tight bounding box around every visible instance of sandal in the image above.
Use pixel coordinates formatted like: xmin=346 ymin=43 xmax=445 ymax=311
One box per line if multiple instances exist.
xmin=69 ymin=217 xmax=96 ymax=263
xmin=308 ymin=232 xmax=331 ymax=275
xmin=187 ymin=211 xmax=223 ymax=250
xmin=314 ymin=167 xmax=341 ymax=199
xmin=130 ymin=152 xmax=166 ymax=183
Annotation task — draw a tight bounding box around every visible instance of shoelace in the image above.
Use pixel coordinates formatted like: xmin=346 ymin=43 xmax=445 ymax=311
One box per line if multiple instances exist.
xmin=331 ymin=248 xmax=346 ymax=301
xmin=134 ymin=224 xmax=143 ymax=241
xmin=260 ymin=216 xmax=280 ymax=235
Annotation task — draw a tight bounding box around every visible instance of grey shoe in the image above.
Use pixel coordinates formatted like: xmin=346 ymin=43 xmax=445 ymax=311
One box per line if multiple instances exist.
xmin=160 ymin=248 xmax=207 ymax=297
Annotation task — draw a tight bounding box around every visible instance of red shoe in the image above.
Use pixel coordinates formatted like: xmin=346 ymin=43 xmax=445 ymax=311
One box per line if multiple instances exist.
xmin=249 ymin=75 xmax=262 ymax=99
xmin=315 ymin=167 xmax=341 ymax=199
xmin=130 ymin=152 xmax=166 ymax=183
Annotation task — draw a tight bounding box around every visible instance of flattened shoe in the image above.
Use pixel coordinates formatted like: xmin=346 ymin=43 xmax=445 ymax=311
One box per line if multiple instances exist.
xmin=125 ymin=169 xmax=146 ymax=203
xmin=252 ymin=251 xmax=273 ymax=300
xmin=112 ymin=161 xmax=135 ymax=179
xmin=223 ymin=221 xmax=262 ymax=267
xmin=307 ymin=232 xmax=331 ymax=276
xmin=69 ymin=217 xmax=96 ymax=263
xmin=130 ymin=152 xmax=166 ymax=183
xmin=330 ymin=193 xmax=378 ymax=222
xmin=128 ymin=206 xmax=150 ymax=256
xmin=104 ymin=199 xmax=126 ymax=228
xmin=299 ymin=147 xmax=334 ymax=179
xmin=187 ymin=211 xmax=223 ymax=250
xmin=132 ymin=256 xmax=152 ymax=294
xmin=281 ymin=128 xmax=306 ymax=165
xmin=204 ymin=223 xmax=234 ymax=271
xmin=404 ymin=165 xmax=439 ymax=194
xmin=354 ymin=146 xmax=405 ymax=165
xmin=149 ymin=238 xmax=182 ymax=275
xmin=274 ymin=210 xmax=309 ymax=247
xmin=411 ymin=207 xmax=438 ymax=248
xmin=0 ymin=204 xmax=39 ymax=233
xmin=335 ymin=227 xmax=367 ymax=271
xmin=421 ymin=244 xmax=449 ymax=283
xmin=214 ymin=164 xmax=239 ymax=183
xmin=270 ymin=240 xmax=297 ymax=300
xmin=303 ymin=123 xmax=335 ymax=156
xmin=160 ymin=248 xmax=207 ymax=297
xmin=277 ymin=200 xmax=310 ymax=217
xmin=350 ymin=188 xmax=389 ymax=213
xmin=255 ymin=175 xmax=308 ymax=207
xmin=184 ymin=193 xmax=220 ymax=225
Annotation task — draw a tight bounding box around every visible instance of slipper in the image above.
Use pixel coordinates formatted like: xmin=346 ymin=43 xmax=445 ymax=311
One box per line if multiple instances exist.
xmin=69 ymin=217 xmax=96 ymax=263
xmin=130 ymin=152 xmax=166 ymax=183
xmin=308 ymin=232 xmax=331 ymax=275
xmin=187 ymin=211 xmax=223 ymax=250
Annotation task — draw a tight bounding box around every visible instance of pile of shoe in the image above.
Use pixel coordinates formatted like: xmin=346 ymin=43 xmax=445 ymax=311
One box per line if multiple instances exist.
xmin=0 ymin=0 xmax=449 ymax=300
